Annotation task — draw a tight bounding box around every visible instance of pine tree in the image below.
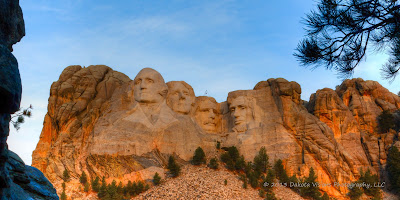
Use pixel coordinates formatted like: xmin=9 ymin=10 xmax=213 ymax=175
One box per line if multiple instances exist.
xmin=192 ymin=147 xmax=206 ymax=165
xmin=265 ymin=192 xmax=277 ymax=200
xmin=208 ymin=157 xmax=219 ymax=169
xmin=273 ymin=159 xmax=289 ymax=184
xmin=378 ymin=110 xmax=395 ymax=133
xmin=248 ymin=171 xmax=259 ymax=188
xmin=263 ymin=169 xmax=275 ymax=193
xmin=84 ymin=181 xmax=90 ymax=192
xmin=62 ymin=169 xmax=70 ymax=182
xmin=107 ymin=180 xmax=119 ymax=200
xmin=92 ymin=176 xmax=100 ymax=192
xmin=253 ymin=147 xmax=269 ymax=174
xmin=387 ymin=146 xmax=400 ymax=193
xmin=220 ymin=146 xmax=241 ymax=170
xmin=153 ymin=172 xmax=161 ymax=185
xmin=321 ymin=192 xmax=329 ymax=200
xmin=137 ymin=181 xmax=144 ymax=194
xmin=347 ymin=184 xmax=363 ymax=200
xmin=295 ymin=0 xmax=400 ymax=81
xmin=117 ymin=181 xmax=123 ymax=195
xmin=300 ymin=168 xmax=322 ymax=199
xmin=98 ymin=176 xmax=107 ymax=198
xmin=60 ymin=191 xmax=67 ymax=200
xmin=168 ymin=156 xmax=181 ymax=177
xmin=80 ymin=171 xmax=88 ymax=185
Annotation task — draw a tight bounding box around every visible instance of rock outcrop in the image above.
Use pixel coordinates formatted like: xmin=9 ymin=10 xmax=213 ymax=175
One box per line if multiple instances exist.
xmin=1 ymin=0 xmax=58 ymax=199
xmin=32 ymin=67 xmax=400 ymax=199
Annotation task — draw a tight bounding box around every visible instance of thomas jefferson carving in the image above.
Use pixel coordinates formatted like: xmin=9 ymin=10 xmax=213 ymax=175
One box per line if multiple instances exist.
xmin=166 ymin=81 xmax=195 ymax=115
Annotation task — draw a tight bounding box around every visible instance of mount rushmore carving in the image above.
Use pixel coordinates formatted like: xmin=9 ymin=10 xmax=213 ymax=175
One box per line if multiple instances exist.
xmin=32 ymin=65 xmax=400 ymax=197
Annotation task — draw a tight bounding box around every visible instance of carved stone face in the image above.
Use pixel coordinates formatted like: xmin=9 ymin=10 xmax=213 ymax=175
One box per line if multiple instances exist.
xmin=195 ymin=98 xmax=218 ymax=132
xmin=229 ymin=96 xmax=253 ymax=132
xmin=133 ymin=68 xmax=167 ymax=104
xmin=167 ymin=81 xmax=195 ymax=114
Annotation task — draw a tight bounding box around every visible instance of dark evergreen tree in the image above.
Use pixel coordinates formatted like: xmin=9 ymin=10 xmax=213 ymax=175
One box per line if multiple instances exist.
xmin=137 ymin=181 xmax=144 ymax=194
xmin=60 ymin=191 xmax=67 ymax=200
xmin=98 ymin=176 xmax=107 ymax=199
xmin=253 ymin=147 xmax=269 ymax=174
xmin=378 ymin=110 xmax=395 ymax=133
xmin=84 ymin=181 xmax=90 ymax=192
xmin=248 ymin=171 xmax=259 ymax=188
xmin=235 ymin=155 xmax=246 ymax=171
xmin=263 ymin=169 xmax=275 ymax=193
xmin=107 ymin=180 xmax=118 ymax=200
xmin=80 ymin=171 xmax=88 ymax=185
xmin=360 ymin=169 xmax=380 ymax=197
xmin=62 ymin=169 xmax=70 ymax=182
xmin=192 ymin=147 xmax=206 ymax=165
xmin=220 ymin=146 xmax=241 ymax=170
xmin=92 ymin=176 xmax=100 ymax=192
xmin=168 ymin=156 xmax=181 ymax=177
xmin=216 ymin=141 xmax=221 ymax=149
xmin=300 ymin=168 xmax=322 ymax=200
xmin=265 ymin=191 xmax=277 ymax=200
xmin=347 ymin=184 xmax=363 ymax=200
xmin=153 ymin=172 xmax=161 ymax=185
xmin=387 ymin=146 xmax=400 ymax=193
xmin=321 ymin=192 xmax=329 ymax=200
xmin=117 ymin=181 xmax=123 ymax=195
xmin=273 ymin=159 xmax=289 ymax=184
xmin=295 ymin=0 xmax=400 ymax=81
xmin=130 ymin=182 xmax=137 ymax=196
xmin=208 ymin=157 xmax=219 ymax=169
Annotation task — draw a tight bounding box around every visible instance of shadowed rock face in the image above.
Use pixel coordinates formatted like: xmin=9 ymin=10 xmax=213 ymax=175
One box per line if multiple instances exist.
xmin=1 ymin=0 xmax=58 ymax=199
xmin=32 ymin=68 xmax=400 ymax=199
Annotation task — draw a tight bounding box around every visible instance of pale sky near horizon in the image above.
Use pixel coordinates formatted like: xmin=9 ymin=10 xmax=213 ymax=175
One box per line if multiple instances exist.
xmin=7 ymin=0 xmax=399 ymax=165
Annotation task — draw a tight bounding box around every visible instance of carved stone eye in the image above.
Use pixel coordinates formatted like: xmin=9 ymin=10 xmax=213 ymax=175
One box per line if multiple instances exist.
xmin=134 ymin=79 xmax=142 ymax=85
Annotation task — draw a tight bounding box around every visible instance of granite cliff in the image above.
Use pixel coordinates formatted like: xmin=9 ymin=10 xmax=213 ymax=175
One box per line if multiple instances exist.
xmin=32 ymin=66 xmax=400 ymax=199
xmin=0 ymin=0 xmax=58 ymax=199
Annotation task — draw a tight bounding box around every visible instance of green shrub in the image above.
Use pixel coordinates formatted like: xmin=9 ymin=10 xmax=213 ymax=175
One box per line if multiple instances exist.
xmin=273 ymin=159 xmax=289 ymax=184
xmin=153 ymin=172 xmax=161 ymax=185
xmin=377 ymin=110 xmax=395 ymax=133
xmin=300 ymin=168 xmax=321 ymax=200
xmin=60 ymin=191 xmax=67 ymax=200
xmin=62 ymin=169 xmax=70 ymax=182
xmin=168 ymin=156 xmax=181 ymax=177
xmin=91 ymin=176 xmax=100 ymax=192
xmin=220 ymin=146 xmax=241 ymax=170
xmin=84 ymin=181 xmax=90 ymax=192
xmin=208 ymin=157 xmax=219 ymax=169
xmin=192 ymin=147 xmax=206 ymax=165
xmin=80 ymin=171 xmax=88 ymax=185
xmin=253 ymin=147 xmax=269 ymax=174
xmin=387 ymin=146 xmax=400 ymax=193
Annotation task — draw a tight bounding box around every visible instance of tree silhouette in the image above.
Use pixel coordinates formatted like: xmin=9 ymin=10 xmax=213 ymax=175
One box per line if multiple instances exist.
xmin=295 ymin=0 xmax=400 ymax=81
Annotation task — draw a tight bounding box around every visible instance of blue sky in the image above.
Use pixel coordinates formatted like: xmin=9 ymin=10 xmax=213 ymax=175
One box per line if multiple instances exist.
xmin=8 ymin=0 xmax=399 ymax=165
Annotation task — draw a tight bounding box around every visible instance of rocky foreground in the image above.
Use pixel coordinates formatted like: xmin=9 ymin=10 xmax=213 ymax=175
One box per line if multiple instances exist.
xmin=135 ymin=165 xmax=304 ymax=200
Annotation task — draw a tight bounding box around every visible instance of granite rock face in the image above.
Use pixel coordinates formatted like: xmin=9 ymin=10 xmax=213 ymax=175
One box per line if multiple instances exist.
xmin=1 ymin=150 xmax=58 ymax=200
xmin=32 ymin=67 xmax=400 ymax=199
xmin=1 ymin=1 xmax=58 ymax=199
